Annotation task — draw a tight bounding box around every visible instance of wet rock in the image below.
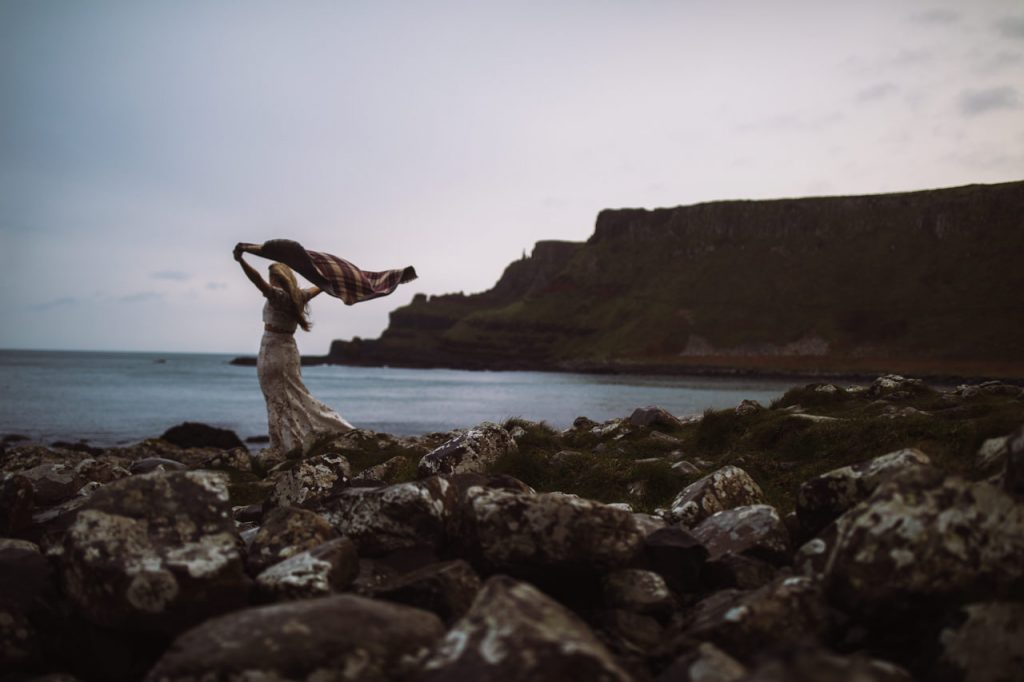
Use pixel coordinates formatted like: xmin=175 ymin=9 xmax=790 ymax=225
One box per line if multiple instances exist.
xmin=684 ymin=576 xmax=831 ymax=662
xmin=796 ymin=448 xmax=931 ymax=536
xmin=667 ymin=466 xmax=765 ymax=528
xmin=322 ymin=477 xmax=456 ymax=557
xmin=159 ymin=421 xmax=244 ymax=450
xmin=655 ymin=642 xmax=747 ymax=682
xmin=742 ymin=647 xmax=912 ymax=682
xmin=630 ymin=406 xmax=683 ymax=429
xmin=804 ymin=475 xmax=1024 ymax=614
xmin=457 ymin=487 xmax=644 ymax=573
xmin=417 ymin=422 xmax=517 ymax=477
xmin=269 ymin=453 xmax=351 ymax=509
xmin=145 ymin=594 xmax=444 ymax=682
xmin=937 ymin=602 xmax=1024 ymax=682
xmin=369 ymin=559 xmax=481 ymax=625
xmin=639 ymin=526 xmax=709 ymax=593
xmin=245 ymin=506 xmax=336 ymax=574
xmin=61 ymin=471 xmax=248 ymax=634
xmin=255 ymin=537 xmax=358 ymax=601
xmin=690 ymin=504 xmax=790 ymax=565
xmin=603 ymin=569 xmax=675 ymax=617
xmin=418 ymin=575 xmax=635 ymax=682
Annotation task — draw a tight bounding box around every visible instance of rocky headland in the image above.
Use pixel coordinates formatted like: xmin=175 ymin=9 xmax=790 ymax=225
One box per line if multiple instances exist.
xmin=314 ymin=181 xmax=1024 ymax=380
xmin=2 ymin=375 xmax=1023 ymax=681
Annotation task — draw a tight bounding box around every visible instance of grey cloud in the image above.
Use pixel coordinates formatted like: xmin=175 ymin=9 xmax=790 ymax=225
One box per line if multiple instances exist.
xmin=971 ymin=50 xmax=1024 ymax=74
xmin=118 ymin=291 xmax=163 ymax=303
xmin=910 ymin=9 xmax=960 ymax=25
xmin=856 ymin=82 xmax=899 ymax=102
xmin=152 ymin=270 xmax=190 ymax=281
xmin=30 ymin=296 xmax=78 ymax=311
xmin=958 ymin=86 xmax=1021 ymax=116
xmin=206 ymin=281 xmax=227 ymax=290
xmin=996 ymin=16 xmax=1024 ymax=40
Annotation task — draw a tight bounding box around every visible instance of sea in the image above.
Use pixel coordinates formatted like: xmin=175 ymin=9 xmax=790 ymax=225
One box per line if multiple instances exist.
xmin=0 ymin=350 xmax=797 ymax=448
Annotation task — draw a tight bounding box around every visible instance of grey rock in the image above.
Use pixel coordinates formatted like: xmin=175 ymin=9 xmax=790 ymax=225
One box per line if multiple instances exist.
xmin=354 ymin=455 xmax=409 ymax=483
xmin=796 ymin=448 xmax=931 ymax=535
xmin=672 ymin=460 xmax=703 ymax=477
xmin=684 ymin=576 xmax=831 ymax=661
xmin=667 ymin=466 xmax=765 ymax=528
xmin=61 ymin=471 xmax=248 ymax=634
xmin=417 ymin=422 xmax=516 ymax=477
xmin=802 ymin=475 xmax=1024 ymax=613
xmin=735 ymin=399 xmax=765 ymax=416
xmin=145 ymin=594 xmax=444 ymax=682
xmin=255 ymin=537 xmax=358 ymax=601
xmin=129 ymin=457 xmax=187 ymax=475
xmin=269 ymin=453 xmax=351 ymax=509
xmin=458 ymin=487 xmax=644 ymax=572
xmin=602 ymin=569 xmax=674 ymax=616
xmin=690 ymin=504 xmax=790 ymax=564
xmin=630 ymin=406 xmax=683 ymax=429
xmin=323 ymin=477 xmax=457 ymax=557
xmin=246 ymin=506 xmax=336 ymax=575
xmin=938 ymin=602 xmax=1024 ymax=682
xmin=418 ymin=575 xmax=635 ymax=682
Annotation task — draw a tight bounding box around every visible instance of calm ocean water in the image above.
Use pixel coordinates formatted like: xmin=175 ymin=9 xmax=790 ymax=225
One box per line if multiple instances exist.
xmin=0 ymin=350 xmax=796 ymax=447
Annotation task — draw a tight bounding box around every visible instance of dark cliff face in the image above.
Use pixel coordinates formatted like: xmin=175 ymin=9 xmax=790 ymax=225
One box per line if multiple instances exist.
xmin=329 ymin=181 xmax=1024 ymax=377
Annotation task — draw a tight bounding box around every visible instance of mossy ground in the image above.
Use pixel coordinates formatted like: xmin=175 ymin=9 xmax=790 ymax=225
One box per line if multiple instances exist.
xmin=246 ymin=383 xmax=1023 ymax=515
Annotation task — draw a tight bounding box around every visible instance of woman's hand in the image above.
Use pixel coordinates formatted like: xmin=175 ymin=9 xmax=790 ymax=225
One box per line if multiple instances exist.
xmin=233 ymin=243 xmax=245 ymax=261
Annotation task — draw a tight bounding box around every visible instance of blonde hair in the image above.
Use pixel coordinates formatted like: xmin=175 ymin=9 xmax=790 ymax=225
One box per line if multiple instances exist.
xmin=268 ymin=263 xmax=312 ymax=332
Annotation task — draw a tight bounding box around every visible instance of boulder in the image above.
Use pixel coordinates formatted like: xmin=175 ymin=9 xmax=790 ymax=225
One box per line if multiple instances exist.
xmin=796 ymin=448 xmax=931 ymax=535
xmin=800 ymin=473 xmax=1024 ymax=614
xmin=61 ymin=471 xmax=248 ymax=634
xmin=159 ymin=422 xmax=244 ymax=450
xmin=683 ymin=576 xmax=831 ymax=662
xmin=322 ymin=477 xmax=457 ymax=557
xmin=0 ymin=475 xmax=33 ymax=535
xmin=269 ymin=453 xmax=352 ymax=509
xmin=354 ymin=455 xmax=410 ymax=483
xmin=690 ymin=504 xmax=790 ymax=565
xmin=245 ymin=506 xmax=336 ymax=574
xmin=735 ymin=399 xmax=765 ymax=416
xmin=602 ymin=569 xmax=675 ymax=617
xmin=666 ymin=466 xmax=765 ymax=527
xmin=418 ymin=575 xmax=635 ymax=682
xmin=457 ymin=487 xmax=644 ymax=573
xmin=18 ymin=462 xmax=83 ymax=506
xmin=145 ymin=595 xmax=444 ymax=682
xmin=630 ymin=406 xmax=683 ymax=429
xmin=655 ymin=642 xmax=747 ymax=682
xmin=368 ymin=559 xmax=481 ymax=625
xmin=703 ymin=554 xmax=780 ymax=591
xmin=936 ymin=602 xmax=1024 ymax=682
xmin=255 ymin=537 xmax=358 ymax=601
xmin=0 ymin=539 xmax=56 ymax=670
xmin=417 ymin=422 xmax=517 ymax=477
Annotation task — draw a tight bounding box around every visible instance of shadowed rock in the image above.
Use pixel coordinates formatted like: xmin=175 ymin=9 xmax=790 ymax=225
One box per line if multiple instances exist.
xmin=691 ymin=504 xmax=790 ymax=565
xmin=368 ymin=559 xmax=481 ymax=625
xmin=145 ymin=595 xmax=444 ymax=682
xmin=936 ymin=602 xmax=1024 ymax=682
xmin=61 ymin=471 xmax=248 ymax=634
xmin=796 ymin=448 xmax=931 ymax=535
xmin=269 ymin=453 xmax=351 ymax=509
xmin=655 ymin=642 xmax=747 ymax=682
xmin=418 ymin=575 xmax=635 ymax=682
xmin=159 ymin=422 xmax=244 ymax=450
xmin=245 ymin=506 xmax=336 ymax=575
xmin=255 ymin=537 xmax=358 ymax=601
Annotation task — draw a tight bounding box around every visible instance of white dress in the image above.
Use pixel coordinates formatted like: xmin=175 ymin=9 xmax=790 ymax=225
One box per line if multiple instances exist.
xmin=258 ymin=287 xmax=353 ymax=452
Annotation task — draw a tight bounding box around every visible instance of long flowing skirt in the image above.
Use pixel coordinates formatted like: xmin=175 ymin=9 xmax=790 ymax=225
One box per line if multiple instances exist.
xmin=257 ymin=331 xmax=353 ymax=452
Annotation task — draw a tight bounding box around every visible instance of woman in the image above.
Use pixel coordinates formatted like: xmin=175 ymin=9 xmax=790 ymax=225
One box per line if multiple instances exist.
xmin=234 ymin=242 xmax=353 ymax=454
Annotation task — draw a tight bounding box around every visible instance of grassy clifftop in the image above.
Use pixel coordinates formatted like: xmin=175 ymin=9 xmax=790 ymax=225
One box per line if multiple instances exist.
xmin=329 ymin=181 xmax=1024 ymax=378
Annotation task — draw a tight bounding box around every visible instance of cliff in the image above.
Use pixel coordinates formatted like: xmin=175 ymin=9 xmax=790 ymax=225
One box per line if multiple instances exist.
xmin=328 ymin=181 xmax=1024 ymax=378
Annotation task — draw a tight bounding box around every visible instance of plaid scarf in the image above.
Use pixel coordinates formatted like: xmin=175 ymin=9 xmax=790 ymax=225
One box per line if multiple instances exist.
xmin=258 ymin=239 xmax=417 ymax=305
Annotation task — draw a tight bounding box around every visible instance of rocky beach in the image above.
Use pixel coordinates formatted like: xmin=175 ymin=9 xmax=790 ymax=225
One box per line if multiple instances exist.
xmin=2 ymin=374 xmax=1023 ymax=681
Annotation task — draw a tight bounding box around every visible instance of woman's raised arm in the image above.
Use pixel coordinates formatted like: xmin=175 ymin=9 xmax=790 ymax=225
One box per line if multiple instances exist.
xmin=234 ymin=243 xmax=274 ymax=296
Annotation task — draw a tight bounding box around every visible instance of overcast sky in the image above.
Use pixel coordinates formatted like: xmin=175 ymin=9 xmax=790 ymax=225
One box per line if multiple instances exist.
xmin=2 ymin=0 xmax=1022 ymax=354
